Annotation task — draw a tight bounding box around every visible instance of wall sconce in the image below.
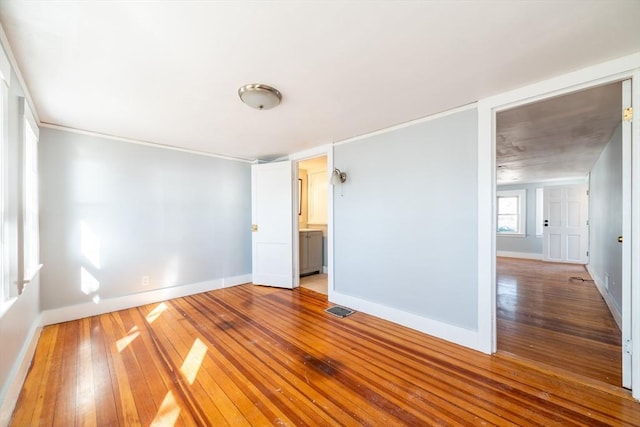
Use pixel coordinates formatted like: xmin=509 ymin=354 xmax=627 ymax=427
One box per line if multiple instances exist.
xmin=330 ymin=168 xmax=347 ymax=185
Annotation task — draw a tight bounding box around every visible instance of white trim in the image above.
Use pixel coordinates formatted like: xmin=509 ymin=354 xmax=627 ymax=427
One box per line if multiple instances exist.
xmin=0 ymin=41 xmax=9 ymax=87
xmin=587 ymin=264 xmax=622 ymax=330
xmin=288 ymin=144 xmax=332 ymax=162
xmin=478 ymin=51 xmax=640 ymax=398
xmin=40 ymin=123 xmax=253 ymax=163
xmin=496 ymin=251 xmax=543 ymax=261
xmin=331 ymin=291 xmax=480 ymax=351
xmin=0 ymin=316 xmax=42 ymax=427
xmin=502 ymin=175 xmax=589 ymax=186
xmin=333 ymin=102 xmax=477 ymax=148
xmin=0 ymin=23 xmax=39 ymax=124
xmin=327 ymin=146 xmax=335 ymax=300
xmin=631 ymin=68 xmax=640 ymax=400
xmin=40 ymin=274 xmax=251 ymax=326
xmin=477 ymin=99 xmax=494 ymax=354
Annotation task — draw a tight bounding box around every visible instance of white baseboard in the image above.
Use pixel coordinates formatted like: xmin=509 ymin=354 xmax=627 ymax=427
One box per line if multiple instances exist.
xmin=322 ymin=266 xmax=328 ymax=274
xmin=586 ymin=265 xmax=622 ymax=330
xmin=0 ymin=317 xmax=42 ymax=427
xmin=40 ymin=274 xmax=252 ymax=326
xmin=496 ymin=250 xmax=543 ymax=260
xmin=330 ymin=291 xmax=482 ymax=352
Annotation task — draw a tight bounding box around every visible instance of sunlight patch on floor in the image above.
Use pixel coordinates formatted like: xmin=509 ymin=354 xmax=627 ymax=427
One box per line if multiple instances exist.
xmin=146 ymin=302 xmax=168 ymax=324
xmin=150 ymin=391 xmax=180 ymax=427
xmin=180 ymin=338 xmax=207 ymax=385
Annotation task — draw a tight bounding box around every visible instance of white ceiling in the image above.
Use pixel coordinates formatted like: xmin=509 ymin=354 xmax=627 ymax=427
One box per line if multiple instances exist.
xmin=0 ymin=1 xmax=639 ymax=161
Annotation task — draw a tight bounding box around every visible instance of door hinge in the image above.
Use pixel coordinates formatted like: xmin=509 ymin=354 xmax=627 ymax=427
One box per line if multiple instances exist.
xmin=586 ymin=220 xmax=589 ymax=226
xmin=586 ymin=251 xmax=589 ymax=257
xmin=624 ymin=339 xmax=633 ymax=355
xmin=623 ymin=106 xmax=633 ymax=122
xmin=586 ymin=190 xmax=589 ymax=196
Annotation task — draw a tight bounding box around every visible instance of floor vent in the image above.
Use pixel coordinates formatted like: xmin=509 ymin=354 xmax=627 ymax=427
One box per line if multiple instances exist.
xmin=325 ymin=306 xmax=355 ymax=318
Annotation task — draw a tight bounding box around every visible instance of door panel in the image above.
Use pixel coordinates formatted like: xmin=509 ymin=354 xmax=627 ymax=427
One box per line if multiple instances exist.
xmin=543 ymin=184 xmax=588 ymax=264
xmin=251 ymin=161 xmax=294 ymax=288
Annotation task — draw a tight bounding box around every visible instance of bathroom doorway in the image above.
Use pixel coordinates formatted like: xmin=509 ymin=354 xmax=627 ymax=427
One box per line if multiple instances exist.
xmin=297 ymin=156 xmax=328 ymax=295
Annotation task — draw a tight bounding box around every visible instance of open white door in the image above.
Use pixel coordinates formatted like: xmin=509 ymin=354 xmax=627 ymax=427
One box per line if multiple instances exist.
xmin=621 ymin=79 xmax=632 ymax=389
xmin=542 ymin=184 xmax=589 ymax=264
xmin=251 ymin=161 xmax=294 ymax=288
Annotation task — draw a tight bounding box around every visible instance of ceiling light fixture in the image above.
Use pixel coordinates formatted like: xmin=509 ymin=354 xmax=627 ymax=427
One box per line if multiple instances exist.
xmin=238 ymin=83 xmax=282 ymax=110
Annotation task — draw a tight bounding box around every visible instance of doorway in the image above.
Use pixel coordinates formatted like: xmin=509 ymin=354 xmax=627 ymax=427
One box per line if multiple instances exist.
xmin=297 ymin=156 xmax=328 ymax=295
xmin=494 ymin=81 xmax=627 ymax=387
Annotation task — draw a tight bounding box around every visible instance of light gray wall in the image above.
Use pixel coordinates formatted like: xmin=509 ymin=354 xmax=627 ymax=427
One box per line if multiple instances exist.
xmin=0 ymin=65 xmax=42 ymax=406
xmin=39 ymin=128 xmax=252 ymax=310
xmin=333 ymin=108 xmax=478 ymax=330
xmin=589 ymin=123 xmax=622 ymax=312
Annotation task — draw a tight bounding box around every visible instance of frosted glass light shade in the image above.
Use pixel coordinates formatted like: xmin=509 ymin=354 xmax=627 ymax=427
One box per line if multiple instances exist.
xmin=238 ymin=84 xmax=282 ymax=110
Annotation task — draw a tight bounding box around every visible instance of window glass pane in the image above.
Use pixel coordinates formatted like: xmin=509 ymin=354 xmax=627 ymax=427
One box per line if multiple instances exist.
xmin=498 ymin=214 xmax=519 ymax=233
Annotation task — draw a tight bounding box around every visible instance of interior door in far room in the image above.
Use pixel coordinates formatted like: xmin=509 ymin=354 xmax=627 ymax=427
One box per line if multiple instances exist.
xmin=251 ymin=161 xmax=294 ymax=288
xmin=543 ymin=184 xmax=589 ymax=263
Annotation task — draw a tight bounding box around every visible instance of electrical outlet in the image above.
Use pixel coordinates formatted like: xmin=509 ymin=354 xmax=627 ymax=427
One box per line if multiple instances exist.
xmin=142 ymin=275 xmax=150 ymax=287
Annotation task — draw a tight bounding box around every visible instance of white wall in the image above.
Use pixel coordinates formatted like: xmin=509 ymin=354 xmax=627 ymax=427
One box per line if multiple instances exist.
xmin=38 ymin=127 xmax=252 ymax=312
xmin=589 ymin=123 xmax=623 ymax=316
xmin=332 ymin=107 xmax=478 ymax=336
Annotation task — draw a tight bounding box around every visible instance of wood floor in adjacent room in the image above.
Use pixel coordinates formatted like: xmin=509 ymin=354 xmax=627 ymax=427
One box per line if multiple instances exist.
xmin=11 ymin=284 xmax=640 ymax=426
xmin=497 ymin=257 xmax=622 ymax=387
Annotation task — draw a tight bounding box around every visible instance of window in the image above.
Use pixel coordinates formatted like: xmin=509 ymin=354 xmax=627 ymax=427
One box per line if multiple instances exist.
xmin=497 ymin=189 xmax=526 ymax=236
xmin=22 ymin=100 xmax=40 ymax=289
xmin=535 ymin=187 xmax=543 ymax=237
xmin=0 ymin=46 xmax=9 ymax=303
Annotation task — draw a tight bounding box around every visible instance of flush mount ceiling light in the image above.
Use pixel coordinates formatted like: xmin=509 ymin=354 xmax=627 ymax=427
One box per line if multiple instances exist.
xmin=238 ymin=84 xmax=282 ymax=110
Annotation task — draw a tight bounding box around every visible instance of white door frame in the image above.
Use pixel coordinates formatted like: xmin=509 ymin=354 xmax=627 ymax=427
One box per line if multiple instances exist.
xmin=477 ymin=53 xmax=640 ymax=399
xmin=289 ymin=144 xmax=334 ymax=297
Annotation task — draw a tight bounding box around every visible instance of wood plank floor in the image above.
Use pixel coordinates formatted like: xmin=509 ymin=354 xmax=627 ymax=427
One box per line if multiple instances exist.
xmin=497 ymin=257 xmax=622 ymax=386
xmin=11 ymin=284 xmax=640 ymax=425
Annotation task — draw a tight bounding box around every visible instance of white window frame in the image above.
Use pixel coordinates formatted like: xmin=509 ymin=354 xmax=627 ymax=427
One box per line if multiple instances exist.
xmin=0 ymin=45 xmax=9 ymax=304
xmin=497 ymin=189 xmax=526 ymax=237
xmin=21 ymin=99 xmax=40 ymax=292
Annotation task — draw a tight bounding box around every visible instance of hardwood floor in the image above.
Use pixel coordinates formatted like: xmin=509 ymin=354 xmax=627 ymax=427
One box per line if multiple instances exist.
xmin=11 ymin=284 xmax=640 ymax=425
xmin=497 ymin=257 xmax=622 ymax=386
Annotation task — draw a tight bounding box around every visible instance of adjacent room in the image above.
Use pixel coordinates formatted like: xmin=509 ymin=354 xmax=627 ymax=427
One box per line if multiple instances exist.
xmin=0 ymin=1 xmax=640 ymax=425
xmin=494 ymin=82 xmax=625 ymax=387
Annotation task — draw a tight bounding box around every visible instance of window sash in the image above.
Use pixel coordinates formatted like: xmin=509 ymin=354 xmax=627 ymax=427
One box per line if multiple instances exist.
xmin=497 ymin=189 xmax=526 ymax=235
xmin=23 ymin=118 xmax=39 ymax=281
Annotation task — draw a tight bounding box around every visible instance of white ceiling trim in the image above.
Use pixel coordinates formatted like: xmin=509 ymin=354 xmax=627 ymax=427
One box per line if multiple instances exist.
xmin=0 ymin=23 xmax=37 ymax=123
xmin=39 ymin=122 xmax=253 ymax=163
xmin=496 ymin=176 xmax=589 ymax=188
